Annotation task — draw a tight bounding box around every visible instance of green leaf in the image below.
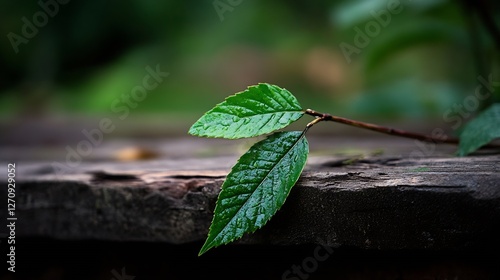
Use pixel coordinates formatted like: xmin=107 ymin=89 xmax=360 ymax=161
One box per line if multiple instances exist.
xmin=188 ymin=83 xmax=304 ymax=139
xmin=199 ymin=131 xmax=309 ymax=255
xmin=457 ymin=104 xmax=500 ymax=156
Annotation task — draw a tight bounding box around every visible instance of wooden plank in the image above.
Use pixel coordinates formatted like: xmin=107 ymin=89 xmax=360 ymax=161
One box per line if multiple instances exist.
xmin=2 ymin=151 xmax=499 ymax=251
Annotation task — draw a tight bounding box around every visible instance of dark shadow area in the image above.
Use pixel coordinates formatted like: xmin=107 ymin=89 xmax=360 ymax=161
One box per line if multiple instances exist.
xmin=2 ymin=238 xmax=499 ymax=280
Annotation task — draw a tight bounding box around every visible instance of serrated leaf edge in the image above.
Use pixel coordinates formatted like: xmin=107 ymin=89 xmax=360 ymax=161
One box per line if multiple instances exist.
xmin=188 ymin=83 xmax=304 ymax=139
xmin=198 ymin=131 xmax=309 ymax=255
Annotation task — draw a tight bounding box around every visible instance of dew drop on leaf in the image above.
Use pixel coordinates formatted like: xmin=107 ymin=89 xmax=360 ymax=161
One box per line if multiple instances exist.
xmin=188 ymin=84 xmax=304 ymax=139
xmin=198 ymin=131 xmax=309 ymax=256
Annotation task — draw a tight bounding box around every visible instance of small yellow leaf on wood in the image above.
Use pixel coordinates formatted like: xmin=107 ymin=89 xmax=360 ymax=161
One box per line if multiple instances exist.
xmin=115 ymin=147 xmax=159 ymax=161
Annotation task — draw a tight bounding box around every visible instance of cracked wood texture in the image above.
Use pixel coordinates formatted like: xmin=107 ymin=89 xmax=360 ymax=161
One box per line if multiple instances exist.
xmin=1 ymin=136 xmax=499 ymax=251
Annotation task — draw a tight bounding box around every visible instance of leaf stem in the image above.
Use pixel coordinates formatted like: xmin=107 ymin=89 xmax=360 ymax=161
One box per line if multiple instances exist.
xmin=305 ymin=116 xmax=325 ymax=129
xmin=304 ymin=109 xmax=500 ymax=148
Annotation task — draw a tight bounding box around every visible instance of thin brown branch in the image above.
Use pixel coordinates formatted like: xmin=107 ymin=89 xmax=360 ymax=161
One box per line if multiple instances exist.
xmin=304 ymin=109 xmax=500 ymax=148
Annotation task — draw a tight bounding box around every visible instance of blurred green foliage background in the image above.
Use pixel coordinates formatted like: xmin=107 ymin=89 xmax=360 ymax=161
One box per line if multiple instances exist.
xmin=0 ymin=0 xmax=498 ymax=137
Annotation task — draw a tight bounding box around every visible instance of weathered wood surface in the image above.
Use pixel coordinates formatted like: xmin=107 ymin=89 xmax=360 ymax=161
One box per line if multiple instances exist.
xmin=1 ymin=135 xmax=499 ymax=251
